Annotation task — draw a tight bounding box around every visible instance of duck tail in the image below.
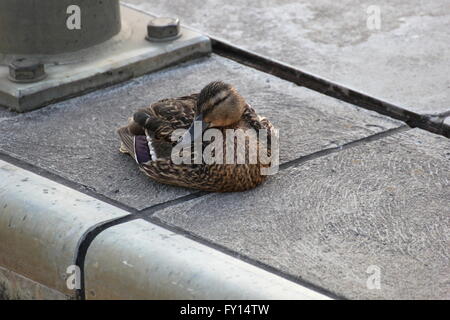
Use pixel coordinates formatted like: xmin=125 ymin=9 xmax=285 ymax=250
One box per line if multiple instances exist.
xmin=118 ymin=126 xmax=156 ymax=164
xmin=117 ymin=126 xmax=136 ymax=158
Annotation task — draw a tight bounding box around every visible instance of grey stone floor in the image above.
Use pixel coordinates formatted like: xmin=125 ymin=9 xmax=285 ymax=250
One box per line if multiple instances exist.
xmin=125 ymin=0 xmax=450 ymax=116
xmin=154 ymin=128 xmax=450 ymax=299
xmin=1 ymin=54 xmax=448 ymax=299
xmin=0 ymin=55 xmax=400 ymax=210
xmin=1 ymin=2 xmax=449 ymax=300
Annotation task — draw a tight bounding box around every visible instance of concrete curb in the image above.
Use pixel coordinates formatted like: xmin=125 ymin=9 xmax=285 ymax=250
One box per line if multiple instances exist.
xmin=84 ymin=219 xmax=330 ymax=300
xmin=0 ymin=160 xmax=129 ymax=298
xmin=0 ymin=160 xmax=331 ymax=300
xmin=0 ymin=266 xmax=67 ymax=300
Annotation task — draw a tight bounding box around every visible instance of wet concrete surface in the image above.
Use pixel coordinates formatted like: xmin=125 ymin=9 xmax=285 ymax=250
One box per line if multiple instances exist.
xmin=125 ymin=0 xmax=450 ymax=115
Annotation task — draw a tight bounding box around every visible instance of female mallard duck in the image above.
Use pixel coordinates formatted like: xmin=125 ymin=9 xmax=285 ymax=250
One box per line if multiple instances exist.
xmin=117 ymin=81 xmax=276 ymax=192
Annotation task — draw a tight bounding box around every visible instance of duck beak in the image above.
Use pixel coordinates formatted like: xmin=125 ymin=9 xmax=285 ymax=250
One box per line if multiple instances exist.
xmin=177 ymin=114 xmax=210 ymax=147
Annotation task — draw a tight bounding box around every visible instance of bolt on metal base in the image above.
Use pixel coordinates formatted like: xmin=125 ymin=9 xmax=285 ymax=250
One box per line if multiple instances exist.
xmin=0 ymin=5 xmax=211 ymax=112
xmin=8 ymin=58 xmax=47 ymax=83
xmin=146 ymin=17 xmax=182 ymax=42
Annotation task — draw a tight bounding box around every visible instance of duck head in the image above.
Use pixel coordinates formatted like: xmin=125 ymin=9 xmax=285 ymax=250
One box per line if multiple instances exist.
xmin=179 ymin=81 xmax=246 ymax=146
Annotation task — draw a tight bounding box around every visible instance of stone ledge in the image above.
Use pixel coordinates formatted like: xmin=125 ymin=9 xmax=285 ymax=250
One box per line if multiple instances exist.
xmin=0 ymin=160 xmax=129 ymax=297
xmin=0 ymin=266 xmax=68 ymax=300
xmin=0 ymin=160 xmax=329 ymax=300
xmin=84 ymin=219 xmax=330 ymax=300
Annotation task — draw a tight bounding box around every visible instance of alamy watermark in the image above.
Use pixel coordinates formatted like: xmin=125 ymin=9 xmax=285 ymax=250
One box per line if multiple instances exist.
xmin=66 ymin=5 xmax=81 ymax=30
xmin=366 ymin=265 xmax=381 ymax=290
xmin=66 ymin=265 xmax=81 ymax=290
xmin=366 ymin=5 xmax=381 ymax=30
xmin=170 ymin=123 xmax=280 ymax=175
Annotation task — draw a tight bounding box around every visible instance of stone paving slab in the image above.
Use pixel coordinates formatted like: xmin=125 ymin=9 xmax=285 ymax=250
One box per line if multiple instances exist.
xmin=0 ymin=106 xmax=15 ymax=119
xmin=153 ymin=128 xmax=450 ymax=299
xmin=125 ymin=0 xmax=450 ymax=115
xmin=0 ymin=55 xmax=400 ymax=210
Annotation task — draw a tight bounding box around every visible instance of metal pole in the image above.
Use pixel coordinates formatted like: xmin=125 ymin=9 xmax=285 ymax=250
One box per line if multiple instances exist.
xmin=0 ymin=0 xmax=121 ymax=55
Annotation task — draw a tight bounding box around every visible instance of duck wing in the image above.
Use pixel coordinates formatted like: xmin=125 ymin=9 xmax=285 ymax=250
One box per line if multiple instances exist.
xmin=242 ymin=104 xmax=276 ymax=157
xmin=117 ymin=126 xmax=172 ymax=164
xmin=139 ymin=161 xmax=265 ymax=192
xmin=132 ymin=94 xmax=198 ymax=142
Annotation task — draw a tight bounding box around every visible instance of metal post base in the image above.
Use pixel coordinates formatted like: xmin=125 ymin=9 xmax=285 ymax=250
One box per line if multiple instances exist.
xmin=0 ymin=5 xmax=211 ymax=112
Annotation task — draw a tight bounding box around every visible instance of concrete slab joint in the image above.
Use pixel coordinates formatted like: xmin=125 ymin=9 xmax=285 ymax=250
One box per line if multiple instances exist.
xmin=123 ymin=0 xmax=450 ymax=137
xmin=0 ymin=160 xmax=330 ymax=300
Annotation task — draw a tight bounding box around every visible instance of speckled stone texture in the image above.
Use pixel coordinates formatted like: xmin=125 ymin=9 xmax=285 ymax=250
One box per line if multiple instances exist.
xmin=0 ymin=55 xmax=400 ymax=210
xmin=0 ymin=106 xmax=15 ymax=119
xmin=124 ymin=0 xmax=450 ymax=115
xmin=0 ymin=267 xmax=67 ymax=300
xmin=154 ymin=128 xmax=450 ymax=299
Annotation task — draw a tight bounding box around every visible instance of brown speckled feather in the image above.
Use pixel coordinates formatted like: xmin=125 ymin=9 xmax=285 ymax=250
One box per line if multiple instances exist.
xmin=118 ymin=92 xmax=275 ymax=192
xmin=140 ymin=161 xmax=266 ymax=192
xmin=130 ymin=94 xmax=198 ymax=141
xmin=117 ymin=126 xmax=135 ymax=158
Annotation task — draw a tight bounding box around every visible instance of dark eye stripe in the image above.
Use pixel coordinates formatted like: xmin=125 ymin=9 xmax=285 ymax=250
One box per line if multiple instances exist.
xmin=211 ymin=93 xmax=230 ymax=108
xmin=201 ymin=93 xmax=231 ymax=116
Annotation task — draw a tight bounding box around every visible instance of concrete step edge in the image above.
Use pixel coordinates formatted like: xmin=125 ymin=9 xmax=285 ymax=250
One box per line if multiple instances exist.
xmin=0 ymin=159 xmax=332 ymax=300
